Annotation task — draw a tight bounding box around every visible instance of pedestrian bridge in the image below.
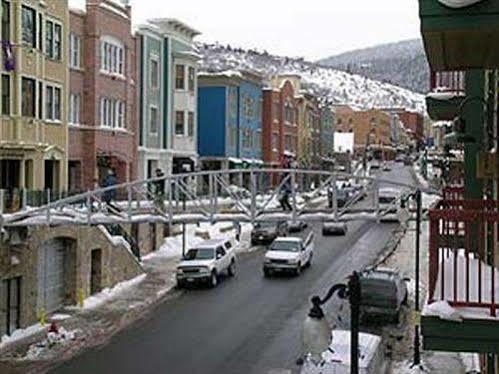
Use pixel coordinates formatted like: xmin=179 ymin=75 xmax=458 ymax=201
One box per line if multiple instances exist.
xmin=0 ymin=169 xmax=437 ymax=228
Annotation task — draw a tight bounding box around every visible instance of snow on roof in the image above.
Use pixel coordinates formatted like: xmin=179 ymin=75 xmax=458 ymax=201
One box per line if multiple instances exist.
xmin=274 ymin=237 xmax=302 ymax=242
xmin=334 ymin=132 xmax=354 ymax=153
xmin=426 ymin=91 xmax=465 ymax=100
xmin=437 ymin=0 xmax=484 ymax=8
xmin=432 ymin=121 xmax=453 ymax=128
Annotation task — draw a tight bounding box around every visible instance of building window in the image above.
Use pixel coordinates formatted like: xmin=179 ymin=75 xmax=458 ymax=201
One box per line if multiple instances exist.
xmin=150 ymin=57 xmax=159 ymax=89
xmin=45 ymin=20 xmax=61 ymax=59
xmin=188 ymin=111 xmax=194 ymax=137
xmin=1 ymin=74 xmax=10 ymax=115
xmin=21 ymin=6 xmax=36 ymax=48
xmin=21 ymin=77 xmax=35 ymax=117
xmin=149 ymin=106 xmax=158 ymax=134
xmin=273 ymin=102 xmax=279 ymax=121
xmin=45 ymin=85 xmax=61 ymax=121
xmin=272 ymin=133 xmax=278 ymax=150
xmin=100 ymin=98 xmax=125 ymax=128
xmin=69 ymin=93 xmax=80 ymax=124
xmin=175 ymin=111 xmax=185 ymax=135
xmin=100 ymin=37 xmax=124 ymax=75
xmin=69 ymin=33 xmax=81 ymax=68
xmin=2 ymin=1 xmax=10 ymax=43
xmin=242 ymin=128 xmax=252 ymax=149
xmin=188 ymin=66 xmax=195 ymax=92
xmin=175 ymin=65 xmax=185 ymax=90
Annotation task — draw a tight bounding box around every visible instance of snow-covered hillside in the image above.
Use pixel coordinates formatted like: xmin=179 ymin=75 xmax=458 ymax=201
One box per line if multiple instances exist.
xmin=197 ymin=43 xmax=425 ymax=112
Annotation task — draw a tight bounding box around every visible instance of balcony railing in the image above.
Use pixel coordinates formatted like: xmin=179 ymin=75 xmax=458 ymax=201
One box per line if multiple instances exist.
xmin=428 ymin=197 xmax=499 ymax=317
xmin=430 ymin=70 xmax=466 ymax=93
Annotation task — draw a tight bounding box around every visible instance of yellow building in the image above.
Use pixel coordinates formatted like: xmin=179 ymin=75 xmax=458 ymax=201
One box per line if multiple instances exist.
xmin=0 ymin=0 xmax=69 ymax=195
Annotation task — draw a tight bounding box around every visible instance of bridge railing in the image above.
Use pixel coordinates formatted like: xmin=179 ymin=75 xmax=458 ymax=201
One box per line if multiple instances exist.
xmin=0 ymin=169 xmax=437 ymax=227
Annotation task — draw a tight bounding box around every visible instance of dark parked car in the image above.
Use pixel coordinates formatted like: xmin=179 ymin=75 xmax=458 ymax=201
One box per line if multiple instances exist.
xmin=251 ymin=221 xmax=287 ymax=245
xmin=359 ymin=267 xmax=409 ymax=323
xmin=322 ymin=222 xmax=348 ymax=236
xmin=287 ymin=220 xmax=308 ymax=233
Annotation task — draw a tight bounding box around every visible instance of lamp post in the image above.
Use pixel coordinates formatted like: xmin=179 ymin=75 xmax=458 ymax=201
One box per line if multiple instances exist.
xmin=301 ymin=271 xmax=361 ymax=374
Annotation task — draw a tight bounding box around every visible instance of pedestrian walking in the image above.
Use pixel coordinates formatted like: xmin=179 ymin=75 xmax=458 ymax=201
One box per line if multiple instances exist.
xmin=102 ymin=169 xmax=118 ymax=211
xmin=154 ymin=168 xmax=166 ymax=212
xmin=280 ymin=181 xmax=293 ymax=211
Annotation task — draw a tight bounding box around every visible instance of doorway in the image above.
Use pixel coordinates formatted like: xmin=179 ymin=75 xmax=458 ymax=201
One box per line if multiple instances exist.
xmin=0 ymin=159 xmax=20 ymax=189
xmin=0 ymin=277 xmax=21 ymax=336
xmin=44 ymin=160 xmax=60 ymax=191
xmin=90 ymin=249 xmax=102 ymax=295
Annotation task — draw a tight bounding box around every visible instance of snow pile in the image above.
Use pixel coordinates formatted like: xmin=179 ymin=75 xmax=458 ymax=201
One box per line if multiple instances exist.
xmin=144 ymin=221 xmax=253 ymax=260
xmin=67 ymin=274 xmax=147 ymax=310
xmin=423 ymin=300 xmax=463 ymax=322
xmin=198 ymin=43 xmax=425 ymax=112
xmin=23 ymin=327 xmax=79 ymax=361
xmin=0 ymin=323 xmax=45 ymax=349
xmin=391 ymin=360 xmax=429 ymax=374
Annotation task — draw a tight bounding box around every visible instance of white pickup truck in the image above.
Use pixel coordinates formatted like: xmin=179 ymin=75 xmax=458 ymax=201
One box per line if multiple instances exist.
xmin=176 ymin=238 xmax=237 ymax=288
xmin=263 ymin=233 xmax=314 ymax=277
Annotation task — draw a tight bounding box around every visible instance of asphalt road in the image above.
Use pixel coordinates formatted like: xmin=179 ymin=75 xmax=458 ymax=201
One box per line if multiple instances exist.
xmin=49 ymin=164 xmax=414 ymax=374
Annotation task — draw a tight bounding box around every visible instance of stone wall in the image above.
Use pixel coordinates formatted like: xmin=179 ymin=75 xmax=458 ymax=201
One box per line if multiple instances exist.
xmin=0 ymin=224 xmax=144 ymax=330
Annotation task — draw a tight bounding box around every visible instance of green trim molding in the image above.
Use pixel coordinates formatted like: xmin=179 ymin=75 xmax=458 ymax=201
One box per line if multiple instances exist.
xmin=422 ymin=315 xmax=499 ymax=353
xmin=420 ymin=0 xmax=499 ymax=70
xmin=426 ymin=93 xmax=465 ymax=121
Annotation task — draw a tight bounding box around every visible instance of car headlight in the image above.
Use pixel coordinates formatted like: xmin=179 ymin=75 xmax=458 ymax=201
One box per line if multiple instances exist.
xmin=264 ymin=258 xmax=272 ymax=264
xmin=288 ymin=259 xmax=299 ymax=264
xmin=199 ymin=267 xmax=210 ymax=273
xmin=177 ymin=268 xmax=184 ymax=274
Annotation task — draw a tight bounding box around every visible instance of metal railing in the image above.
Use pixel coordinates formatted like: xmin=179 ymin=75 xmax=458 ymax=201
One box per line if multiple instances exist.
xmin=428 ymin=199 xmax=499 ymax=316
xmin=0 ymin=169 xmax=436 ymax=228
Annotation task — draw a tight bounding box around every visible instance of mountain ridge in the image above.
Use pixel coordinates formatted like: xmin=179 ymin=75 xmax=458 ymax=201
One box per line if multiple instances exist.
xmin=317 ymin=39 xmax=429 ymax=94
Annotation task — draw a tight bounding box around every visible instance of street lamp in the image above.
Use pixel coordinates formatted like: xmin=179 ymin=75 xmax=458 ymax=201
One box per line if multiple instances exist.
xmin=300 ymin=272 xmax=361 ymax=374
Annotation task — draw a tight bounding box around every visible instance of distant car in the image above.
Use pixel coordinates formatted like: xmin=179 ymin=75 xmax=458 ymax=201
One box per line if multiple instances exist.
xmin=378 ymin=187 xmax=401 ymax=222
xmin=327 ymin=188 xmax=349 ymax=208
xmin=251 ymin=221 xmax=287 ymax=245
xmin=370 ymin=161 xmax=380 ymax=170
xmin=359 ymin=267 xmax=409 ymax=323
xmin=343 ymin=184 xmax=365 ymax=201
xmin=287 ymin=220 xmax=308 ymax=233
xmin=176 ymin=239 xmax=237 ymax=288
xmin=395 ymin=155 xmax=405 ymax=163
xmin=263 ymin=233 xmax=314 ymax=277
xmin=382 ymin=162 xmax=391 ymax=171
xmin=322 ymin=222 xmax=348 ymax=236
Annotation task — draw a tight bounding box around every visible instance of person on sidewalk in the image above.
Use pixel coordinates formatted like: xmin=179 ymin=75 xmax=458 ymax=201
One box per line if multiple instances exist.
xmin=154 ymin=168 xmax=166 ymax=213
xmin=280 ymin=181 xmax=293 ymax=211
xmin=102 ymin=169 xmax=119 ymax=212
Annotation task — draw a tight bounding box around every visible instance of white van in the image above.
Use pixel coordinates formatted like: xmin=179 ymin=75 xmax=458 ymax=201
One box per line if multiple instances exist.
xmin=300 ymin=330 xmax=387 ymax=374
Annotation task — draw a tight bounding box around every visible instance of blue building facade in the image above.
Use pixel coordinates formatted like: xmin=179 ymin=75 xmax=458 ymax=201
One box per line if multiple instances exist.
xmin=197 ymin=72 xmax=263 ymax=171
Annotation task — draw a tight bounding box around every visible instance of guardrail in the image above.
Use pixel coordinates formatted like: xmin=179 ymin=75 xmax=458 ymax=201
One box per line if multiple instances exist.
xmin=428 ymin=199 xmax=499 ymax=317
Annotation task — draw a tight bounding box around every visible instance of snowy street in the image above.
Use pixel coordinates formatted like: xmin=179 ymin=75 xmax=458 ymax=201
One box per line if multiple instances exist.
xmin=36 ymin=165 xmax=414 ymax=374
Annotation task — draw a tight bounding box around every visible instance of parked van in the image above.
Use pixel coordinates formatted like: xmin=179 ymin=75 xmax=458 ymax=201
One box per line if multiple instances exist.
xmin=300 ymin=330 xmax=387 ymax=374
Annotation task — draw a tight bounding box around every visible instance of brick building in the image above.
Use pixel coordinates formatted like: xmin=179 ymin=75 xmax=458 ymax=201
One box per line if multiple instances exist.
xmin=262 ymin=75 xmax=299 ymax=169
xmin=397 ymin=110 xmax=424 ymax=149
xmin=297 ymin=92 xmax=321 ymax=169
xmin=335 ymin=107 xmax=393 ymax=159
xmin=68 ymin=0 xmax=137 ymax=192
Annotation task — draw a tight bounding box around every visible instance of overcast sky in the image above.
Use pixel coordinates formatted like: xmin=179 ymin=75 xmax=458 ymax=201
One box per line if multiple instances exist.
xmin=69 ymin=0 xmax=421 ymax=60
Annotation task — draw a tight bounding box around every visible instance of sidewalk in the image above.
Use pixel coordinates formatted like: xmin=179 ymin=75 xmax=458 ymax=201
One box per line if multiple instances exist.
xmin=378 ymin=192 xmax=469 ymax=374
xmin=0 ymin=222 xmax=253 ymax=374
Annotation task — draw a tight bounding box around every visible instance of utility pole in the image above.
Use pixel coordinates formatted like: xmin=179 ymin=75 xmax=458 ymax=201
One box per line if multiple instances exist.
xmin=349 ymin=271 xmax=361 ymax=374
xmin=413 ymin=189 xmax=422 ymax=366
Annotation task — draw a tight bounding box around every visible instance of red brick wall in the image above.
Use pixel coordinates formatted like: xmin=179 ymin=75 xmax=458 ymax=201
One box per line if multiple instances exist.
xmin=280 ymin=80 xmax=298 ymax=166
xmin=68 ymin=0 xmax=137 ymax=191
xmin=398 ymin=111 xmax=424 ymax=141
xmin=262 ymin=90 xmax=273 ymax=164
